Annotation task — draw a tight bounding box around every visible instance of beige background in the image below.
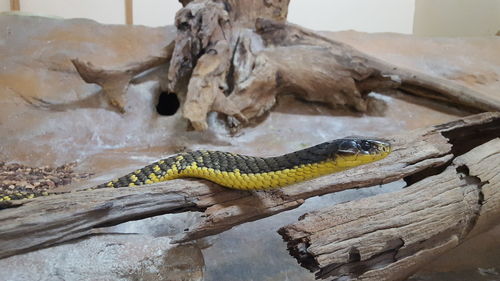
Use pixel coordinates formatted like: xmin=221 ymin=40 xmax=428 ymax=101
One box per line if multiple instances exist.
xmin=288 ymin=0 xmax=415 ymax=33
xmin=14 ymin=0 xmax=126 ymax=24
xmin=0 ymin=0 xmax=499 ymax=36
xmin=132 ymin=0 xmax=181 ymax=27
xmin=413 ymin=0 xmax=500 ymax=36
xmin=0 ymin=0 xmax=8 ymax=12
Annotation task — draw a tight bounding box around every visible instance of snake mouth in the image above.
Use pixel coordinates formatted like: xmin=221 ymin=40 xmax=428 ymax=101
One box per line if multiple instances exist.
xmin=372 ymin=140 xmax=392 ymax=155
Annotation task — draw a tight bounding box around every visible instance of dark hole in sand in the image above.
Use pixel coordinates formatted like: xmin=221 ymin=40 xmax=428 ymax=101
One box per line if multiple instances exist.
xmin=156 ymin=92 xmax=180 ymax=116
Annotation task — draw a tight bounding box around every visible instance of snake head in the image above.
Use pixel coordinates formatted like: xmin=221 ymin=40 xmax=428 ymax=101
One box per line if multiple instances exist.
xmin=337 ymin=137 xmax=391 ymax=159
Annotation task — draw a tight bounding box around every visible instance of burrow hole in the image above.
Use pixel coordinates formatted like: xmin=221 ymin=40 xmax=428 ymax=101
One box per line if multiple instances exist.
xmin=156 ymin=91 xmax=180 ymax=116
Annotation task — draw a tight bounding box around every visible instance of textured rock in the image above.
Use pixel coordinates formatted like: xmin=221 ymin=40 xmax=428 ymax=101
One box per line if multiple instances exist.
xmin=0 ymin=234 xmax=204 ymax=281
xmin=1 ymin=211 xmax=205 ymax=281
xmin=0 ymin=14 xmax=176 ymax=167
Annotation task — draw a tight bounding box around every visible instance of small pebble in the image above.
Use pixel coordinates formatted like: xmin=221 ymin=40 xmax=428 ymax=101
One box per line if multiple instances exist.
xmin=0 ymin=162 xmax=93 ymax=196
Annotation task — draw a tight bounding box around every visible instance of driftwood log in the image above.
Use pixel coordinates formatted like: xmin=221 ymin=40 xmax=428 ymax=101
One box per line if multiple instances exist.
xmin=61 ymin=0 xmax=500 ymax=131
xmin=0 ymin=112 xmax=498 ymax=260
xmin=279 ymin=138 xmax=500 ymax=281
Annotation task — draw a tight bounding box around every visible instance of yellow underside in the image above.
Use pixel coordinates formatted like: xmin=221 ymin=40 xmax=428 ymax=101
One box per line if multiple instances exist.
xmin=129 ymin=153 xmax=388 ymax=190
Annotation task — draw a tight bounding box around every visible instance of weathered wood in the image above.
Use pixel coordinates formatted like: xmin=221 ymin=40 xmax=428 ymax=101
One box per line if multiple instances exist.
xmin=0 ymin=185 xmax=198 ymax=259
xmin=278 ymin=139 xmax=500 ymax=281
xmin=168 ymin=0 xmax=247 ymax=130
xmin=0 ymin=113 xmax=498 ymax=259
xmin=455 ymin=140 xmax=500 ymax=238
xmin=250 ymin=19 xmax=500 ymax=114
xmin=179 ymin=0 xmax=290 ymax=27
xmin=169 ymin=2 xmax=500 ymax=130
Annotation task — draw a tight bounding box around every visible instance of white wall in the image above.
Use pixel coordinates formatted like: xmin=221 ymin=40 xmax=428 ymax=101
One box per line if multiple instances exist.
xmin=0 ymin=0 xmax=10 ymax=12
xmin=133 ymin=0 xmax=181 ymax=27
xmin=288 ymin=0 xmax=416 ymax=34
xmin=3 ymin=0 xmax=498 ymax=36
xmin=414 ymin=0 xmax=500 ymax=36
xmin=2 ymin=0 xmax=416 ymax=33
xmin=18 ymin=0 xmax=125 ymax=24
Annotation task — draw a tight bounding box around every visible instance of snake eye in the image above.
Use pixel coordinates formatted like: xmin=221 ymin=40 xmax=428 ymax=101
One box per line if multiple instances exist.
xmin=360 ymin=141 xmax=373 ymax=152
xmin=337 ymin=140 xmax=359 ymax=154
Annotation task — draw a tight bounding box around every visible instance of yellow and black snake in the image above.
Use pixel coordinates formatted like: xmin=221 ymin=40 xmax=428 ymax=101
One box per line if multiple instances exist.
xmin=0 ymin=137 xmax=391 ymax=207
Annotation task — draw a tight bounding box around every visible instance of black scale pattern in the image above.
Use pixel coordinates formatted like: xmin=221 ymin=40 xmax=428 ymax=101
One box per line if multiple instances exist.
xmin=95 ymin=140 xmax=341 ymax=188
xmin=181 ymin=140 xmax=340 ymax=174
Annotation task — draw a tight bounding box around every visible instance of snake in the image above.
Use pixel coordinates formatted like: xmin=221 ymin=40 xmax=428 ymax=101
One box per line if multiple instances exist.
xmin=0 ymin=137 xmax=391 ymax=207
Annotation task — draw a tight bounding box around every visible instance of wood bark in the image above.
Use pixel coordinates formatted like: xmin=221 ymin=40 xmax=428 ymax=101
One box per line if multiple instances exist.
xmin=0 ymin=112 xmax=498 ymax=259
xmin=278 ymin=137 xmax=500 ymax=280
xmin=62 ymin=0 xmax=500 ymax=131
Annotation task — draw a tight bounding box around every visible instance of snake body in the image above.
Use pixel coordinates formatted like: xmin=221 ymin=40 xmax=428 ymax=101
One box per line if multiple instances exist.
xmin=0 ymin=137 xmax=391 ymax=205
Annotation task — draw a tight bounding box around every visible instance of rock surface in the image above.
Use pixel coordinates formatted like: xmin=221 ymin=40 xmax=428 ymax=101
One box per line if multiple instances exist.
xmin=1 ymin=234 xmax=204 ymax=281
